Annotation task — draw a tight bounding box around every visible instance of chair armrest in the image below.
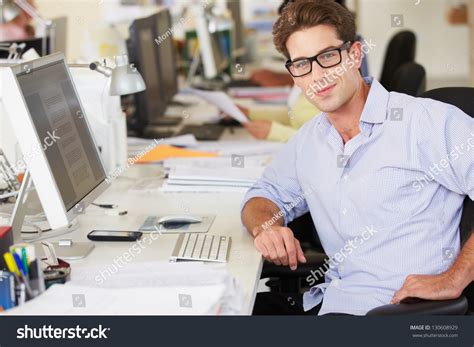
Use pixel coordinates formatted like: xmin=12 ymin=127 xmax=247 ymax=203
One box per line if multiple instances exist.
xmin=261 ymin=252 xmax=327 ymax=279
xmin=366 ymin=296 xmax=468 ymax=316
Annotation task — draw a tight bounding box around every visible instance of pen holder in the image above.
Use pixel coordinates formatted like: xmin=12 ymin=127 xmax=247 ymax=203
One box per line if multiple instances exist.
xmin=0 ymin=227 xmax=13 ymax=270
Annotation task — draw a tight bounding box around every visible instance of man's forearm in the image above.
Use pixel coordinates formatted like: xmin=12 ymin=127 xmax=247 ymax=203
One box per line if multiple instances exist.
xmin=447 ymin=232 xmax=474 ymax=291
xmin=241 ymin=197 xmax=284 ymax=237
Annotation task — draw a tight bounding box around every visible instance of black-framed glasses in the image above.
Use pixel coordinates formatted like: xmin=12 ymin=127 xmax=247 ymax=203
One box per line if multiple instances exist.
xmin=285 ymin=41 xmax=353 ymax=77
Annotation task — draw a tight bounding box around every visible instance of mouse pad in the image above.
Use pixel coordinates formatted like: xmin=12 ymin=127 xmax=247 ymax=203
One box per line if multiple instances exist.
xmin=137 ymin=214 xmax=216 ymax=234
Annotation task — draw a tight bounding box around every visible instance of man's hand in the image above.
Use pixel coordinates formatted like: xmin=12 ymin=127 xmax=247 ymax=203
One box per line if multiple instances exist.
xmin=253 ymin=226 xmax=306 ymax=270
xmin=391 ymin=272 xmax=464 ymax=304
xmin=243 ymin=120 xmax=272 ymax=140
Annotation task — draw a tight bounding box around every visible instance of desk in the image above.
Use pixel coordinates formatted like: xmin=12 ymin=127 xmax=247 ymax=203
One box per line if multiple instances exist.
xmin=39 ymin=127 xmax=263 ymax=315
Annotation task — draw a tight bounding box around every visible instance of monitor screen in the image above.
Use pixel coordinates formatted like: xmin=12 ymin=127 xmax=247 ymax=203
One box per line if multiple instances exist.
xmin=0 ymin=37 xmax=50 ymax=59
xmin=139 ymin=27 xmax=164 ymax=120
xmin=227 ymin=0 xmax=244 ymax=52
xmin=16 ymin=60 xmax=106 ymax=211
xmin=129 ymin=16 xmax=166 ymax=129
xmin=210 ymin=32 xmax=228 ymax=73
xmin=154 ymin=10 xmax=177 ymax=103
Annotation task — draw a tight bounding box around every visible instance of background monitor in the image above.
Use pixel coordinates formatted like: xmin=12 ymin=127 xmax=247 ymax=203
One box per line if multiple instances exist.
xmin=51 ymin=16 xmax=68 ymax=56
xmin=194 ymin=5 xmax=229 ymax=80
xmin=152 ymin=9 xmax=178 ymax=105
xmin=0 ymin=37 xmax=50 ymax=59
xmin=1 ymin=53 xmax=108 ymax=230
xmin=227 ymin=0 xmax=245 ymax=57
xmin=128 ymin=14 xmax=166 ymax=132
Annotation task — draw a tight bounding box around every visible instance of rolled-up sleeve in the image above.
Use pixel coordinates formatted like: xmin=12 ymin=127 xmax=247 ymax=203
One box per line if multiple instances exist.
xmin=241 ymin=134 xmax=309 ymax=225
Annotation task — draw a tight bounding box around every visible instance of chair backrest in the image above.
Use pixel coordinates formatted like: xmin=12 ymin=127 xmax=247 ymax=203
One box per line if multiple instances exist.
xmin=380 ymin=31 xmax=416 ymax=89
xmin=390 ymin=62 xmax=426 ymax=96
xmin=420 ymin=87 xmax=474 ymax=312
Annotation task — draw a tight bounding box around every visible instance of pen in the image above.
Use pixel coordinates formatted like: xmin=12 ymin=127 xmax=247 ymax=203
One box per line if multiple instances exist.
xmin=11 ymin=253 xmax=33 ymax=299
xmin=21 ymin=248 xmax=29 ymax=276
xmin=3 ymin=252 xmax=20 ymax=277
xmin=12 ymin=252 xmax=26 ymax=278
xmin=19 ymin=283 xmax=26 ymax=305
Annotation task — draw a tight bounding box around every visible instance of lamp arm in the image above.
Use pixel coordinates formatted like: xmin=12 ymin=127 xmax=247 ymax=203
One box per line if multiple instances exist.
xmin=89 ymin=61 xmax=113 ymax=77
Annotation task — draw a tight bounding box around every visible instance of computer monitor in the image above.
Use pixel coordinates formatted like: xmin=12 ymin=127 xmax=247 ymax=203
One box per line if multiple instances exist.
xmin=128 ymin=15 xmax=167 ymax=132
xmin=1 ymin=53 xmax=109 ymax=244
xmin=194 ymin=5 xmax=230 ymax=80
xmin=51 ymin=17 xmax=68 ymax=56
xmin=0 ymin=37 xmax=50 ymax=59
xmin=127 ymin=11 xmax=182 ymax=136
xmin=152 ymin=9 xmax=178 ymax=104
xmin=227 ymin=0 xmax=245 ymax=57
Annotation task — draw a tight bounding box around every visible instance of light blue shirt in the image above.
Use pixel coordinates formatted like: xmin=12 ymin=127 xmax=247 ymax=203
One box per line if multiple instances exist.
xmin=242 ymin=77 xmax=474 ymax=315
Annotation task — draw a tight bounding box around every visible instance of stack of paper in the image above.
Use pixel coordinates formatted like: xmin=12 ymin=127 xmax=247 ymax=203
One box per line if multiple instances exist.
xmin=196 ymin=140 xmax=283 ymax=157
xmin=162 ymin=165 xmax=264 ymax=193
xmin=4 ymin=262 xmax=244 ymax=315
xmin=160 ymin=155 xmax=268 ymax=193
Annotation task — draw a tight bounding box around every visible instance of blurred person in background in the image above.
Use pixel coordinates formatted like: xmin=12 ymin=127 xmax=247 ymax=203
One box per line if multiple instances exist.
xmin=0 ymin=0 xmax=35 ymax=41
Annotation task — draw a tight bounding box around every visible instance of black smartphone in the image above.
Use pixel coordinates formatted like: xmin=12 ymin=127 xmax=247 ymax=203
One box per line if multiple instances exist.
xmin=87 ymin=230 xmax=143 ymax=242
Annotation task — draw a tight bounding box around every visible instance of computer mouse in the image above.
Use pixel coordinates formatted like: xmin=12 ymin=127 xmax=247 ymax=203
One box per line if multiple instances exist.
xmin=158 ymin=215 xmax=203 ymax=225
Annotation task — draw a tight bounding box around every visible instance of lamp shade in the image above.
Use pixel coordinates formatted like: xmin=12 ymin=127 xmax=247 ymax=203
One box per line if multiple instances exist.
xmin=108 ymin=55 xmax=146 ymax=96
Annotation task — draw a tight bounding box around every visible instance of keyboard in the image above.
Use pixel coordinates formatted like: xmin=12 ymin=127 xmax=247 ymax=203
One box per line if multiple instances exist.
xmin=176 ymin=124 xmax=225 ymax=141
xmin=170 ymin=233 xmax=231 ymax=263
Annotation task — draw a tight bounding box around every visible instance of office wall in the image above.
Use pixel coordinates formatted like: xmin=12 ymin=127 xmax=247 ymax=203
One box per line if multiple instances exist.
xmin=35 ymin=0 xmax=103 ymax=62
xmin=34 ymin=0 xmax=471 ymax=87
xmin=357 ymin=0 xmax=471 ymax=88
xmin=34 ymin=0 xmax=160 ymax=62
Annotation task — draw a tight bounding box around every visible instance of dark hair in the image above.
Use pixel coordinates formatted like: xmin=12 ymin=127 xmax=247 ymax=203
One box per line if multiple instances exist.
xmin=278 ymin=0 xmax=347 ymax=15
xmin=273 ymin=0 xmax=355 ymax=58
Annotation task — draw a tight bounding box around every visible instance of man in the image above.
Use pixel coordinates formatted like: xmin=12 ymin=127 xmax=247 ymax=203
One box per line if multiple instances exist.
xmin=248 ymin=0 xmax=358 ymax=87
xmin=241 ymin=0 xmax=368 ymax=142
xmin=241 ymin=0 xmax=474 ymax=315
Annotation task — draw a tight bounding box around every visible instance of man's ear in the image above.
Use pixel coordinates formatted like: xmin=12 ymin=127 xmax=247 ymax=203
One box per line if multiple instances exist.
xmin=349 ymin=42 xmax=363 ymax=69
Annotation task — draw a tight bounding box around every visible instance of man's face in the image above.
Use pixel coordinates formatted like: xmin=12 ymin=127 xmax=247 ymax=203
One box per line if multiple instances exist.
xmin=286 ymin=24 xmax=363 ymax=113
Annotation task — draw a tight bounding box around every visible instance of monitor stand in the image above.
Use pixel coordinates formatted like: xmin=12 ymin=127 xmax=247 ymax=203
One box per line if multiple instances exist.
xmin=168 ymin=100 xmax=196 ymax=107
xmin=142 ymin=125 xmax=175 ymax=139
xmin=10 ymin=170 xmax=94 ymax=260
xmin=152 ymin=116 xmax=182 ymax=126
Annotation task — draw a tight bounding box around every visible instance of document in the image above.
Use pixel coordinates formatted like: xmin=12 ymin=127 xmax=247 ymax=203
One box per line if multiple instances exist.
xmin=188 ymin=88 xmax=249 ymax=123
xmin=135 ymin=145 xmax=217 ymax=163
xmin=3 ymin=262 xmax=244 ymax=315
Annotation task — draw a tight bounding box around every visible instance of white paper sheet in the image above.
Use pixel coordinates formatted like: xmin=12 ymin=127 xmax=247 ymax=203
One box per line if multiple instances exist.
xmin=188 ymin=88 xmax=249 ymax=123
xmin=4 ymin=262 xmax=244 ymax=315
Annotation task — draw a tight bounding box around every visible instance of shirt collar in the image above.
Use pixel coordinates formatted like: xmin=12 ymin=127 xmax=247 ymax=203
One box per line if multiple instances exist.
xmin=359 ymin=77 xmax=390 ymax=125
xmin=316 ymin=77 xmax=389 ymax=136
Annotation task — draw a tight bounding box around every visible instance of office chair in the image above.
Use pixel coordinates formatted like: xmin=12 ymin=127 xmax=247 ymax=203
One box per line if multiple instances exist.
xmin=379 ymin=31 xmax=416 ymax=90
xmin=390 ymin=62 xmax=426 ymax=96
xmin=261 ymin=87 xmax=474 ymax=315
